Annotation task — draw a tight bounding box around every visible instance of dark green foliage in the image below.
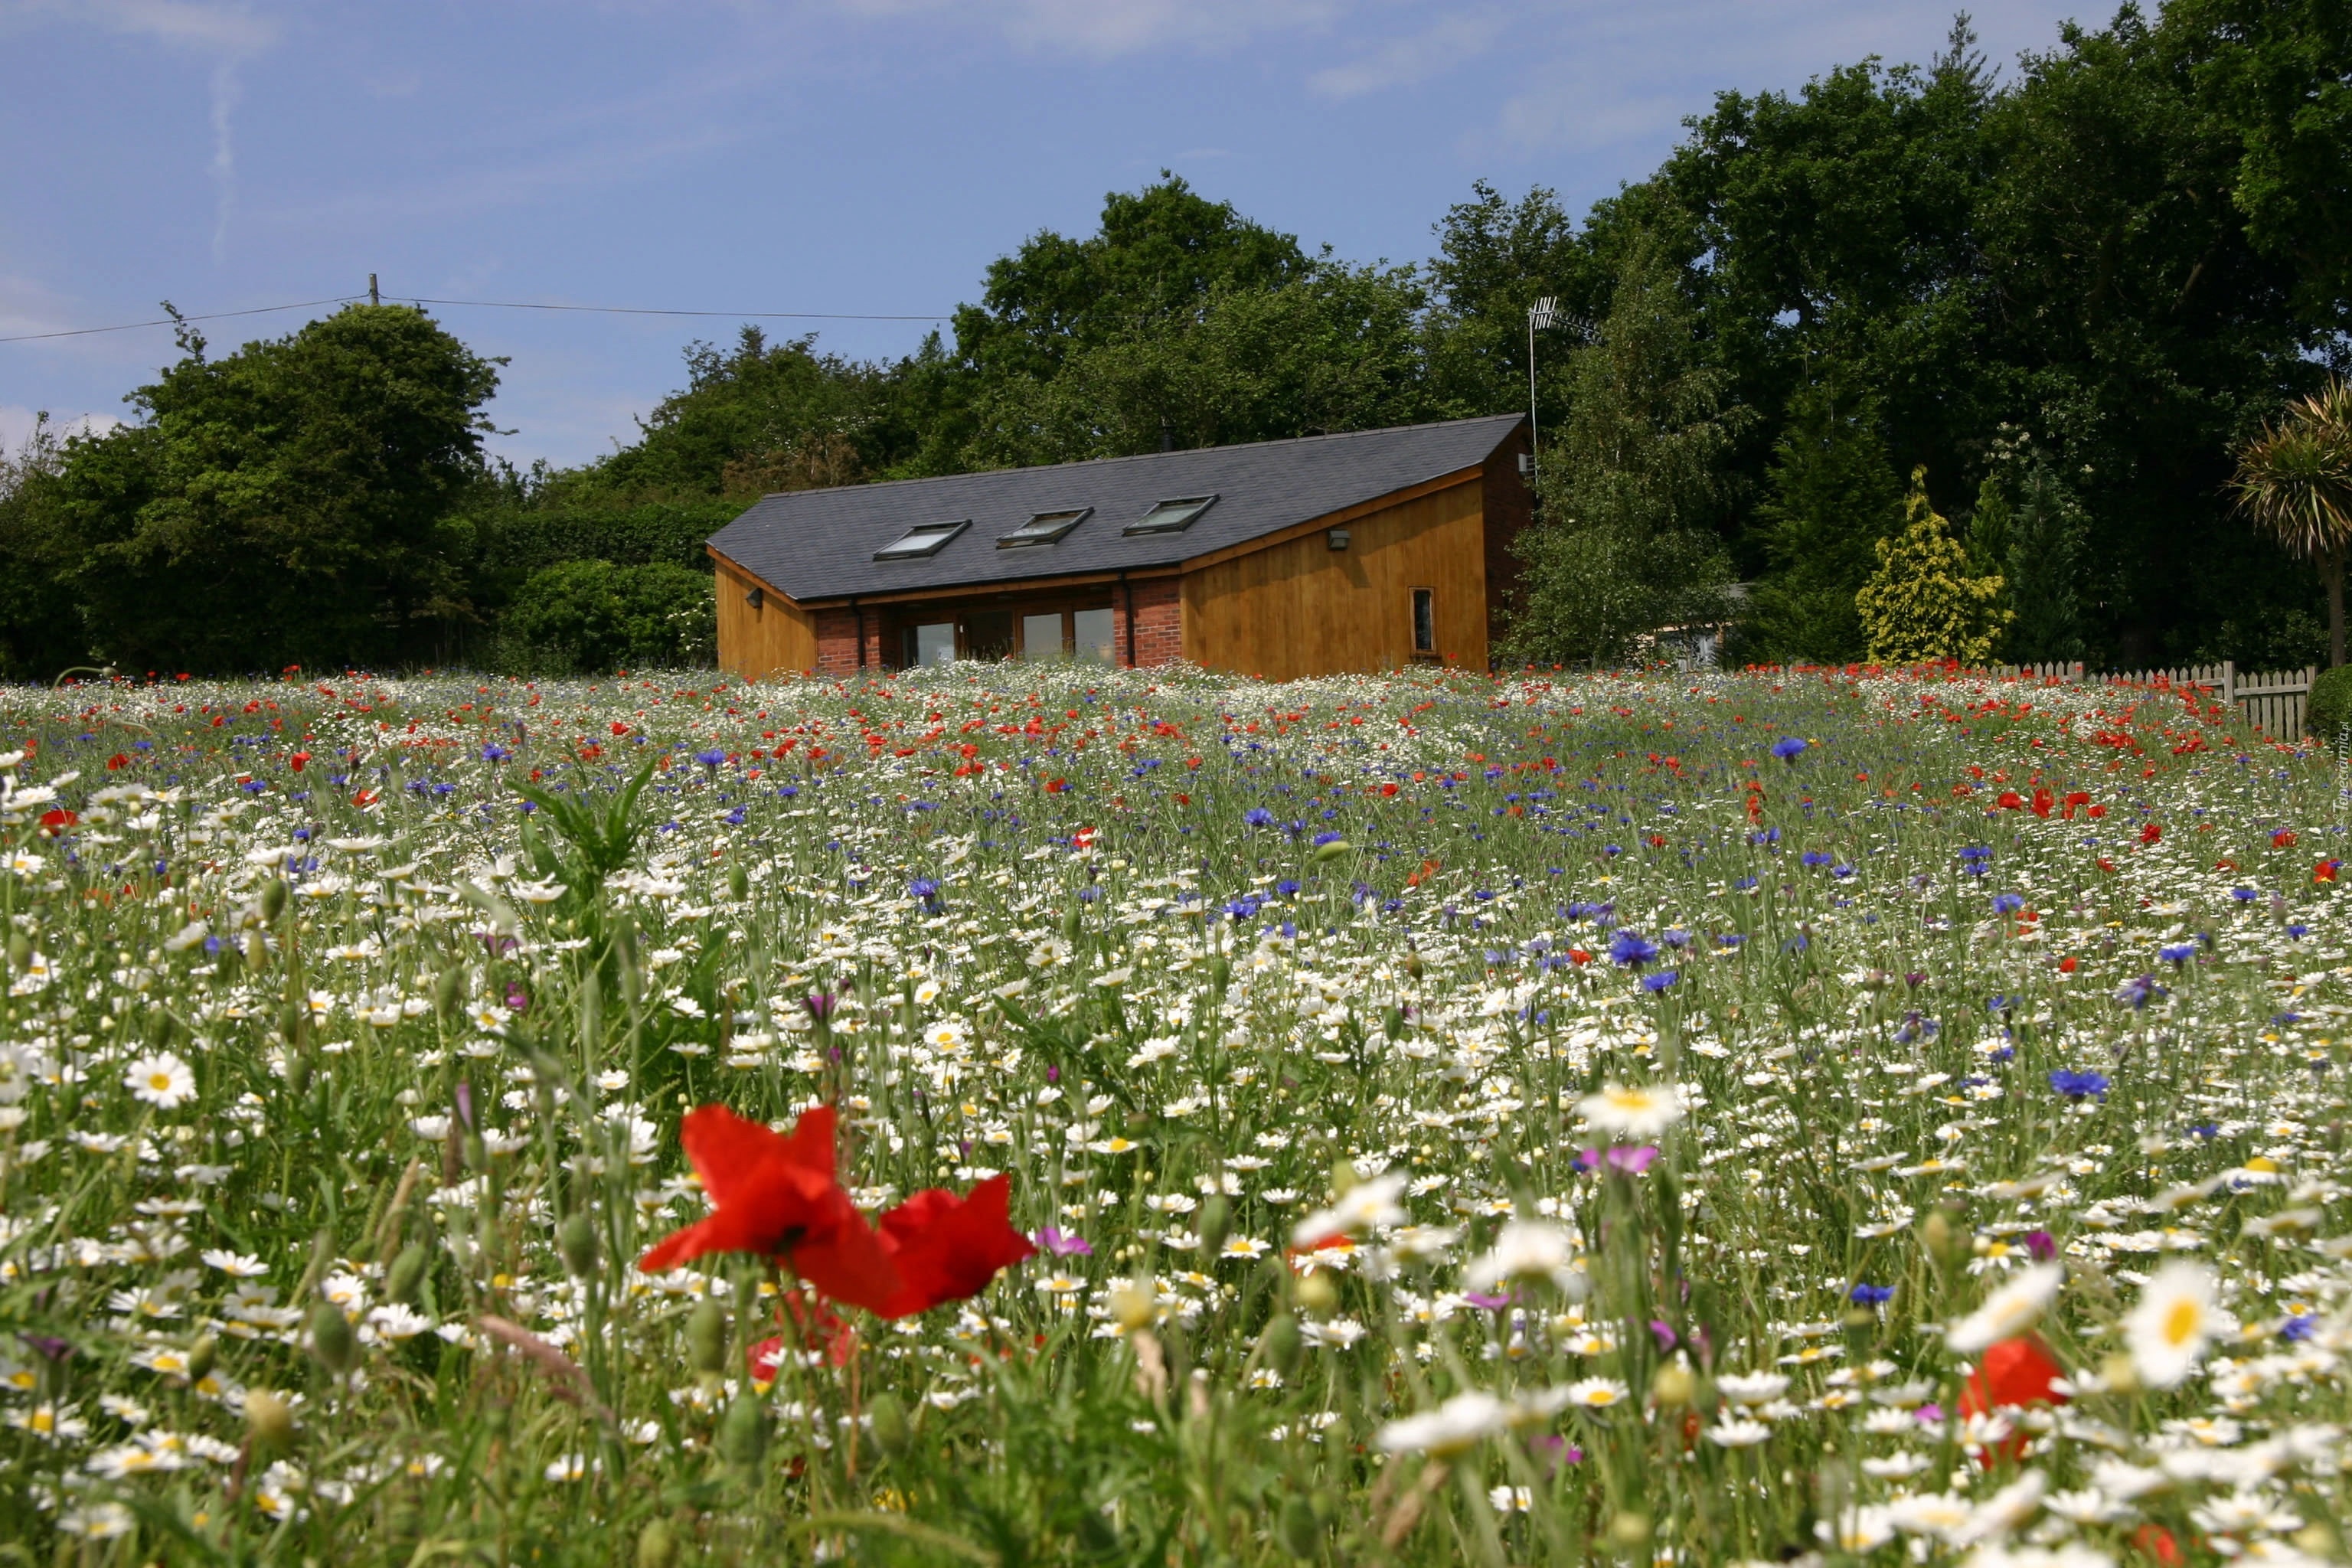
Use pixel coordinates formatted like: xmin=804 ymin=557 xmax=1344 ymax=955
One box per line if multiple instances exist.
xmin=2307 ymin=661 xmax=2352 ymax=744
xmin=1504 ymin=243 xmax=1743 ymax=667
xmin=31 ymin=305 xmax=498 ymax=674
xmin=502 ymin=560 xmax=715 ymax=675
xmin=0 ymin=415 xmax=81 ymax=680
xmin=1736 ymin=378 xmax=1905 ymax=663
xmin=2003 ymin=457 xmax=2089 ymax=665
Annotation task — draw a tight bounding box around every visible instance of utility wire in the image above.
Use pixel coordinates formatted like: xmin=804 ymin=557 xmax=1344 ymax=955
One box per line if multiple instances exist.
xmin=2 ymin=291 xmax=952 ymax=345
xmin=0 ymin=295 xmax=362 ymax=344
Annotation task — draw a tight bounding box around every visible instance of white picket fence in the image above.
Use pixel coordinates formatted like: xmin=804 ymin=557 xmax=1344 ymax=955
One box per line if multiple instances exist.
xmin=1985 ymin=660 xmax=2318 ymax=740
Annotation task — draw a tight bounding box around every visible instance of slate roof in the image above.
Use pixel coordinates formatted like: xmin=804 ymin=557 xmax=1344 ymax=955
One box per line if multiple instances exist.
xmin=707 ymin=413 xmax=1523 ymax=603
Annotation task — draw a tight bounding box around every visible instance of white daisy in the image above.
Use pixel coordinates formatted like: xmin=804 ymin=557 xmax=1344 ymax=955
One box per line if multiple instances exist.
xmin=1945 ymin=1263 xmax=2065 ymax=1354
xmin=1573 ymin=1082 xmax=1684 ymax=1138
xmin=2124 ymin=1261 xmax=2234 ymax=1390
xmin=123 ymin=1052 xmax=197 ymax=1110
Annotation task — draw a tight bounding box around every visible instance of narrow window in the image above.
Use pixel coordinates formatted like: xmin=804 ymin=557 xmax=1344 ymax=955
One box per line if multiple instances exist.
xmin=1125 ymin=495 xmax=1217 ymax=536
xmin=1072 ymin=607 xmax=1116 ymax=663
xmin=1412 ymin=588 xmax=1436 ymax=655
xmin=1018 ymin=612 xmax=1065 ymax=660
xmin=998 ymin=508 xmax=1091 ymax=548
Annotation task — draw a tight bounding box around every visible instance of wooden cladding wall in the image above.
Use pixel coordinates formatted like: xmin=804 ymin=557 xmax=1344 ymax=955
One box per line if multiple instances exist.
xmin=713 ymin=555 xmax=816 ymax=681
xmin=1180 ymin=477 xmax=1489 ymax=681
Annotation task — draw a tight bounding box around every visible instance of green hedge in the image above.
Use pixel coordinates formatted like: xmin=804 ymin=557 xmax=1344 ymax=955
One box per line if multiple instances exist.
xmin=503 ymin=560 xmax=717 ymax=675
xmin=2309 ymin=663 xmax=2352 ymax=749
xmin=466 ymin=499 xmax=744 ymax=581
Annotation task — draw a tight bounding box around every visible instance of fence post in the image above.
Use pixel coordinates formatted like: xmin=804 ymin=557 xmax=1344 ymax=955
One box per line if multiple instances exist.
xmin=2221 ymin=659 xmax=2235 ymax=710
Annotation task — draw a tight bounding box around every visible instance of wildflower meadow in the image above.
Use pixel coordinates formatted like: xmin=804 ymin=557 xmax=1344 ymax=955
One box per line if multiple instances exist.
xmin=0 ymin=661 xmax=2345 ymax=1567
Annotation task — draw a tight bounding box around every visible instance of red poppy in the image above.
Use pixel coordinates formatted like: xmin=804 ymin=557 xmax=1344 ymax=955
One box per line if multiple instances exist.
xmin=1958 ymin=1335 xmax=2068 ymax=1464
xmin=2141 ymin=822 xmax=2162 ymax=844
xmin=637 ymin=1105 xmax=897 ymax=1312
xmin=2318 ymin=860 xmax=2341 ymax=884
xmin=38 ymin=808 xmax=76 ymax=835
xmin=1997 ymin=790 xmax=2024 ymax=810
xmin=289 ymin=751 xmax=309 ymax=772
xmin=2132 ymin=1525 xmax=2184 ymax=1567
xmin=2030 ymin=788 xmax=2053 ymax=818
xmin=105 ymin=753 xmax=129 ymax=772
xmin=872 ymin=1175 xmax=1037 ymax=1319
xmin=2058 ymin=956 xmax=2079 ymax=973
xmin=2274 ymin=829 xmax=2299 ymax=848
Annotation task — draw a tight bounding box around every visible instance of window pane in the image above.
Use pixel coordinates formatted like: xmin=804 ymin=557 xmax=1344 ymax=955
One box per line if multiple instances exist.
xmin=1020 ymin=614 xmax=1064 ymax=659
xmin=913 ymin=622 xmax=956 ymax=665
xmin=1073 ymin=608 xmax=1116 ymax=663
xmin=1413 ymin=589 xmax=1436 ymax=653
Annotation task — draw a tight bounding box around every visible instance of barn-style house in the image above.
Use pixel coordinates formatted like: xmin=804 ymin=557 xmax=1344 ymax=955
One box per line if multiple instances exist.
xmin=707 ymin=413 xmax=1530 ymax=683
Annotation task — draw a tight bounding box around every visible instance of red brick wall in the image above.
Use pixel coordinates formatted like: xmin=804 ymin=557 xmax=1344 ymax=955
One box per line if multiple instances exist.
xmin=815 ymin=607 xmax=881 ymax=675
xmin=1121 ymin=577 xmax=1182 ymax=667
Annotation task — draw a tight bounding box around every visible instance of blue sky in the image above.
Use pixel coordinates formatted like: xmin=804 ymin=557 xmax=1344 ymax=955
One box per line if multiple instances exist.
xmin=2 ymin=0 xmax=2091 ymax=469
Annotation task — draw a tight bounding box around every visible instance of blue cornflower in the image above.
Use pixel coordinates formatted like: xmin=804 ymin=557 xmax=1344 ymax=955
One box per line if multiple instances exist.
xmin=1641 ymin=969 xmax=1678 ymax=992
xmin=1609 ymin=929 xmax=1659 ymax=968
xmin=1770 ymin=737 xmax=1808 ymax=762
xmin=480 ymin=743 xmax=511 ymax=763
xmin=2231 ymin=887 xmax=2259 ymax=902
xmin=1848 ymin=1283 xmax=1894 ymax=1306
xmin=2283 ymin=1315 xmax=2317 ymax=1343
xmin=1242 ymin=807 xmax=1275 ymax=828
xmin=2050 ymin=1069 xmax=2111 ymax=1100
xmin=694 ymin=747 xmax=727 ymax=769
xmin=1311 ymin=830 xmax=1344 ymax=848
xmin=1715 ymin=933 xmax=1746 ymax=949
xmin=1274 ymin=879 xmax=1301 ymax=897
xmin=908 ymin=877 xmax=941 ymax=903
xmin=2287 ymin=923 xmax=2311 ymax=939
xmin=2159 ymin=942 xmax=2197 ymax=967
xmin=1800 ymin=850 xmax=1834 ymax=867
xmin=1661 ymin=929 xmax=1691 ymax=949
xmin=1991 ymin=893 xmax=2024 ymax=915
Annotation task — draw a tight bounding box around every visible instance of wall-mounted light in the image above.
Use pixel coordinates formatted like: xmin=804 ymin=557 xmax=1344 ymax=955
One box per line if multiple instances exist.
xmin=1327 ymin=528 xmax=1351 ymax=551
xmin=1517 ymin=452 xmax=1535 ymax=478
xmin=745 ymin=586 xmax=764 ymax=609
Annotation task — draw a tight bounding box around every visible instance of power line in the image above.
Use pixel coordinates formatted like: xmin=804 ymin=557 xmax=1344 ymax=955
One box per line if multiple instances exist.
xmin=0 ymin=290 xmax=952 ymax=346
xmin=407 ymin=295 xmax=951 ymax=323
xmin=0 ymin=296 xmax=363 ymax=344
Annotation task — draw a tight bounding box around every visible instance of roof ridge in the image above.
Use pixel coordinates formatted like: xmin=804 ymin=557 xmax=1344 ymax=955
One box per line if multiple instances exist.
xmin=743 ymin=412 xmax=1525 ymax=501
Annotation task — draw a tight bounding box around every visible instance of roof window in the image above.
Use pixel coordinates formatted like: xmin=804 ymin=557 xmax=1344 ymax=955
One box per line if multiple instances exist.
xmin=997 ymin=508 xmax=1092 ymax=549
xmin=874 ymin=519 xmax=969 ymax=560
xmin=1125 ymin=495 xmax=1218 ymax=535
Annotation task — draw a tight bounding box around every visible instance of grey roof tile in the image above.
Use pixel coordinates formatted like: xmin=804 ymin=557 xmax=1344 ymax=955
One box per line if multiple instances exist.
xmin=707 ymin=413 xmax=1523 ymax=602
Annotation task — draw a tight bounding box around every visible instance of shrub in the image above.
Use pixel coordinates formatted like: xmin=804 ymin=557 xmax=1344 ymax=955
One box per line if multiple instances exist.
xmin=2308 ymin=663 xmax=2352 ymax=747
xmin=504 ymin=560 xmax=715 ymax=675
xmin=1857 ymin=469 xmax=2011 ymax=665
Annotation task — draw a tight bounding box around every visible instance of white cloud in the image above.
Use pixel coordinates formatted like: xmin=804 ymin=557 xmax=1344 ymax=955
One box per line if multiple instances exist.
xmin=828 ymin=0 xmax=1348 ymax=57
xmin=1309 ymin=11 xmax=1503 ymax=99
xmin=2 ymin=0 xmax=276 ymax=54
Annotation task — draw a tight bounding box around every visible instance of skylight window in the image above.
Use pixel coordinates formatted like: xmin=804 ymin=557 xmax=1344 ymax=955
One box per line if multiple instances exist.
xmin=1125 ymin=495 xmax=1218 ymax=536
xmin=997 ymin=508 xmax=1092 ymax=549
xmin=874 ymin=519 xmax=969 ymax=560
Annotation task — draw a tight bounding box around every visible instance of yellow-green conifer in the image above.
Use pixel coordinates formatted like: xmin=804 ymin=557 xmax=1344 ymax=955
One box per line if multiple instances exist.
xmin=1857 ymin=469 xmax=2011 ymax=665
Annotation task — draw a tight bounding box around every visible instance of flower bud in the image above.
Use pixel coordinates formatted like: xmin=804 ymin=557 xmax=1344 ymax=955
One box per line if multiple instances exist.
xmin=2099 ymin=1352 xmax=2141 ymax=1396
xmin=309 ymin=1303 xmax=356 ymax=1376
xmin=1257 ymin=1312 xmax=1303 ymax=1377
xmin=557 ymin=1213 xmax=600 ymax=1278
xmin=1196 ymin=1197 xmax=1231 ymax=1259
xmin=1110 ymin=1279 xmax=1158 ymax=1332
xmin=867 ymin=1392 xmax=911 ymax=1456
xmin=261 ymin=877 xmax=289 ymax=923
xmin=6 ymin=933 xmax=28 ymax=972
xmin=686 ymin=1299 xmax=728 ymax=1377
xmin=1279 ymin=1494 xmax=1321 ymax=1557
xmin=1608 ymin=1511 xmax=1652 ymax=1550
xmin=635 ymin=1520 xmax=678 ymax=1568
xmin=1920 ymin=1209 xmax=1959 ymax=1267
xmin=1312 ymin=838 xmax=1351 ymax=862
xmin=728 ymin=863 xmax=750 ymax=901
xmin=434 ymin=966 xmax=466 ymax=1021
xmin=1293 ymin=1270 xmax=1338 ymax=1317
xmin=1651 ymin=1360 xmax=1697 ymax=1409
xmin=386 ymin=1243 xmax=430 ymax=1305
xmin=186 ymin=1334 xmax=217 ymax=1385
xmin=243 ymin=1388 xmax=294 ymax=1449
xmin=717 ymin=1392 xmax=768 ymax=1468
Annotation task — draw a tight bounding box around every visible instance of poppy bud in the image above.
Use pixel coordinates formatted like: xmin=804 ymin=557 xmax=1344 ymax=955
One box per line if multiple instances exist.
xmin=867 ymin=1392 xmax=911 ymax=1456
xmin=1293 ymin=1271 xmax=1338 ymax=1316
xmin=243 ymin=931 xmax=267 ymax=970
xmin=386 ymin=1243 xmax=429 ymax=1305
xmin=277 ymin=1000 xmax=304 ymax=1044
xmin=728 ymin=863 xmax=750 ymax=901
xmin=309 ymin=1304 xmax=356 ymax=1376
xmin=1920 ymin=1209 xmax=1959 ymax=1268
xmin=557 ymin=1213 xmax=600 ymax=1278
xmin=1403 ymin=950 xmax=1424 ymax=981
xmin=435 ymin=966 xmax=466 ymax=1021
xmin=1110 ymin=1279 xmax=1158 ymax=1332
xmin=1208 ymin=956 xmax=1231 ymax=991
xmin=1312 ymin=838 xmax=1351 ymax=861
xmin=717 ymin=1393 xmax=768 ymax=1468
xmin=243 ymin=1388 xmax=294 ymax=1449
xmin=6 ymin=933 xmax=28 ymax=971
xmin=635 ymin=1521 xmax=678 ymax=1568
xmin=686 ymin=1300 xmax=728 ymax=1376
xmin=1279 ymin=1494 xmax=1321 ymax=1557
xmin=1609 ymin=1512 xmax=1652 ymax=1550
xmin=261 ymin=878 xmax=289 ymax=923
xmin=186 ymin=1333 xmax=217 ymax=1384
xmin=1196 ymin=1197 xmax=1230 ymax=1259
xmin=1383 ymin=1004 xmax=1404 ymax=1039
xmin=1651 ymin=1360 xmax=1696 ymax=1409
xmin=1258 ymin=1312 xmax=1302 ymax=1376
xmin=285 ymin=1051 xmax=312 ymax=1098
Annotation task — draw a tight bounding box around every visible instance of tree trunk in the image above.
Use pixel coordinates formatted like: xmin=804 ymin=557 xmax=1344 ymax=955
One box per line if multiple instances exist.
xmin=2331 ymin=550 xmax=2347 ymax=669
